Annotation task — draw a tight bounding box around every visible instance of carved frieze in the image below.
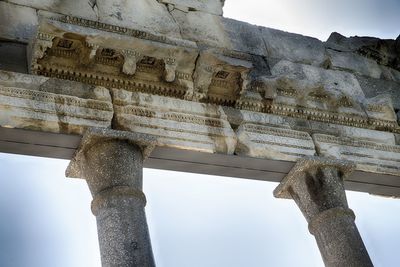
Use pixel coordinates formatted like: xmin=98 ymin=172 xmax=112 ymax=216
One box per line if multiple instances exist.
xmin=111 ymin=88 xmax=237 ymax=154
xmin=314 ymin=134 xmax=400 ymax=176
xmin=0 ymin=70 xmax=113 ymax=134
xmin=235 ymin=114 xmax=316 ymax=161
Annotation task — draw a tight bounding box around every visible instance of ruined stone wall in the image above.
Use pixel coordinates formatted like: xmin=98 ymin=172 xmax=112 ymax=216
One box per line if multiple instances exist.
xmin=1 ymin=0 xmax=400 ymax=183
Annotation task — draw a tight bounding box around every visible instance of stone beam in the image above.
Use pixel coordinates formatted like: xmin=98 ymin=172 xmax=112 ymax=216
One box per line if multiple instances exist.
xmin=66 ymin=128 xmax=156 ymax=267
xmin=274 ymin=157 xmax=373 ymax=267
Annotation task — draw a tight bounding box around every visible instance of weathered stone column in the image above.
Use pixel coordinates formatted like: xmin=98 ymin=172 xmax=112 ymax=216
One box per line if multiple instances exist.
xmin=66 ymin=128 xmax=156 ymax=267
xmin=274 ymin=157 xmax=373 ymax=267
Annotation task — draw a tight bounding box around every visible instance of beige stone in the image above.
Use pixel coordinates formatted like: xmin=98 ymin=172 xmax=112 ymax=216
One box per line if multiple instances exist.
xmin=236 ymin=123 xmax=316 ymax=161
xmin=314 ymin=134 xmax=400 ymax=176
xmin=0 ymin=70 xmax=113 ymax=134
xmin=111 ymin=88 xmax=237 ymax=154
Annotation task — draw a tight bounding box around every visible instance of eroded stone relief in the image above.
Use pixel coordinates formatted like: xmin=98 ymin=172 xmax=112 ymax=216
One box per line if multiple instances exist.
xmin=1 ymin=2 xmax=400 ymax=178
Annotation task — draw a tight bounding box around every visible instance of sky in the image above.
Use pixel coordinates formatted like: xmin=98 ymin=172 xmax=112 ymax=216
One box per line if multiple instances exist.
xmin=1 ymin=0 xmax=400 ymax=267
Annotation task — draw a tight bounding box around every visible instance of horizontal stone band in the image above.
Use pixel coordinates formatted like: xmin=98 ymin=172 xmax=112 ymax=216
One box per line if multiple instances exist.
xmin=308 ymin=207 xmax=356 ymax=235
xmin=91 ymin=186 xmax=147 ymax=215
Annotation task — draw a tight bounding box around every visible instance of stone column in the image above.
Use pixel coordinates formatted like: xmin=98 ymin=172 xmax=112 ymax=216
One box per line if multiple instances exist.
xmin=66 ymin=128 xmax=156 ymax=267
xmin=274 ymin=157 xmax=373 ymax=267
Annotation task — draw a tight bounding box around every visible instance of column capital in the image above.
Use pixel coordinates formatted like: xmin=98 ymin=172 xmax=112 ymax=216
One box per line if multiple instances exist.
xmin=274 ymin=156 xmax=355 ymax=199
xmin=66 ymin=127 xmax=156 ymax=179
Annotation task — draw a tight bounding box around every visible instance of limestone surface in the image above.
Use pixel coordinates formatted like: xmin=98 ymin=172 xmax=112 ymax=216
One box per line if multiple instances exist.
xmin=0 ymin=70 xmax=113 ymax=134
xmin=112 ymin=89 xmax=237 ymax=154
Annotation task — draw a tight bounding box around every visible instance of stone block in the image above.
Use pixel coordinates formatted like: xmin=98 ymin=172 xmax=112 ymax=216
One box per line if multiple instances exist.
xmin=224 ymin=109 xmax=292 ymax=129
xmin=236 ymin=123 xmax=316 ymax=161
xmin=8 ymin=0 xmax=181 ymax=38
xmin=270 ymin=60 xmax=366 ymax=101
xmin=111 ymin=88 xmax=237 ymax=154
xmin=326 ymin=32 xmax=400 ymax=72
xmin=0 ymin=2 xmax=38 ymax=42
xmin=0 ymin=70 xmax=113 ymax=134
xmin=171 ymin=10 xmax=267 ymax=55
xmin=7 ymin=0 xmax=98 ymax=21
xmin=160 ymin=0 xmax=224 ymax=15
xmin=95 ymin=0 xmax=181 ymax=37
xmin=356 ymin=74 xmax=400 ymax=110
xmin=260 ymin=60 xmax=368 ymax=121
xmin=171 ymin=10 xmax=230 ymax=48
xmin=221 ymin=18 xmax=267 ymax=56
xmin=305 ymin=122 xmax=396 ymax=145
xmin=327 ymin=49 xmax=383 ymax=79
xmin=314 ymin=134 xmax=400 ymax=176
xmin=260 ymin=27 xmax=326 ymax=66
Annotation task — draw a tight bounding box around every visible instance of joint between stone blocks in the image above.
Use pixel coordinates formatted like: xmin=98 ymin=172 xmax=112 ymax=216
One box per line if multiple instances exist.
xmin=91 ymin=186 xmax=147 ymax=215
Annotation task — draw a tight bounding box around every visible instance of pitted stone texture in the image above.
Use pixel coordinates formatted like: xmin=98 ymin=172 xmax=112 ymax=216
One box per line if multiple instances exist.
xmin=66 ymin=127 xmax=156 ymax=179
xmin=0 ymin=2 xmax=38 ymax=42
xmin=260 ymin=27 xmax=326 ymax=66
xmin=0 ymin=70 xmax=113 ymax=134
xmin=67 ymin=135 xmax=156 ymax=267
xmin=313 ymin=134 xmax=400 ymax=176
xmin=160 ymin=0 xmax=224 ymax=15
xmin=274 ymin=157 xmax=355 ymax=202
xmin=274 ymin=157 xmax=373 ymax=267
xmin=111 ymin=89 xmax=237 ymax=154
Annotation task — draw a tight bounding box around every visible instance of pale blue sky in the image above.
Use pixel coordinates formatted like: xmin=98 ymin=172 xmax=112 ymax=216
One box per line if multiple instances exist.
xmin=1 ymin=1 xmax=400 ymax=267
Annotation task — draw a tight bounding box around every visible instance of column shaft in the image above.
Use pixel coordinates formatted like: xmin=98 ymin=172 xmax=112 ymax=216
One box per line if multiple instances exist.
xmin=274 ymin=157 xmax=373 ymax=267
xmin=83 ymin=139 xmax=155 ymax=267
xmin=309 ymin=208 xmax=371 ymax=266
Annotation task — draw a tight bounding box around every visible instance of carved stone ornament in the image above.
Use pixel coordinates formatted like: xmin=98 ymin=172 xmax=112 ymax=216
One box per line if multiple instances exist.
xmin=28 ymin=13 xmax=400 ymax=135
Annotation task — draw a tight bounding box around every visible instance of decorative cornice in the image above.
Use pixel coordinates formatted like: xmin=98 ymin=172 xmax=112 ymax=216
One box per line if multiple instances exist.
xmin=29 ymin=15 xmax=400 ymax=135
